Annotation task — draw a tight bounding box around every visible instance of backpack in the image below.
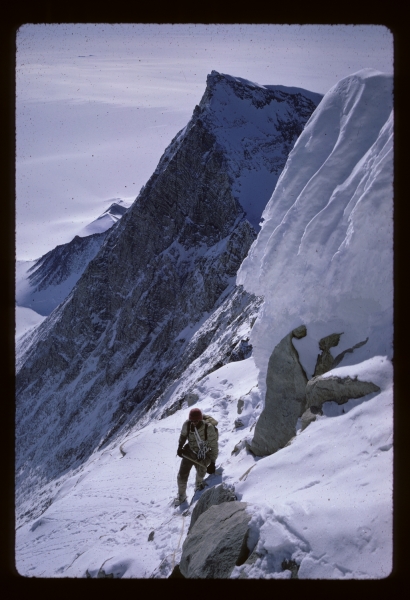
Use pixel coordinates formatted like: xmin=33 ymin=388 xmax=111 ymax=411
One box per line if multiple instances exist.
xmin=203 ymin=414 xmax=219 ymax=441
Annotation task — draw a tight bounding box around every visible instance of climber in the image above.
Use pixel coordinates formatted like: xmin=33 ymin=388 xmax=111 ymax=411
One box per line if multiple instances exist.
xmin=174 ymin=408 xmax=219 ymax=507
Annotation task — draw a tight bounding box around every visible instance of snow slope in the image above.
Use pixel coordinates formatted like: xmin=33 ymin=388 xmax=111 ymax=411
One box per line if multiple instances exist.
xmin=233 ymin=357 xmax=392 ymax=579
xmin=15 ymin=305 xmax=46 ymax=341
xmin=16 ymin=356 xmax=392 ymax=578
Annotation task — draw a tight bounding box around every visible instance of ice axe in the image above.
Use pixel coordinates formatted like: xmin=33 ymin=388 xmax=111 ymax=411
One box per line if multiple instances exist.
xmin=181 ymin=453 xmax=216 ymax=475
xmin=181 ymin=452 xmax=206 ymax=469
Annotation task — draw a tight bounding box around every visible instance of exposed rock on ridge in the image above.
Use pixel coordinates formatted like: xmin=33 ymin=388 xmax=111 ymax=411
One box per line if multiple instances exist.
xmin=189 ymin=483 xmax=237 ymax=532
xmin=314 ymin=332 xmax=369 ymax=377
xmin=250 ymin=325 xmax=308 ymax=456
xmin=16 ymin=201 xmax=130 ymax=317
xmin=306 ymin=375 xmax=380 ymax=409
xmin=250 ymin=326 xmax=380 ymax=451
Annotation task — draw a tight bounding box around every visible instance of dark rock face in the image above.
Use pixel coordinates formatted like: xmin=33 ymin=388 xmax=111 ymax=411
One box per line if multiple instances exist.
xmin=179 ymin=501 xmax=251 ymax=578
xmin=18 ymin=232 xmax=108 ymax=316
xmin=300 ymin=406 xmax=323 ymax=432
xmin=15 ymin=114 xmax=254 ymax=505
xmin=189 ymin=483 xmax=236 ymax=532
xmin=229 ymin=338 xmax=253 ymax=362
xmin=250 ymin=325 xmax=308 ymax=456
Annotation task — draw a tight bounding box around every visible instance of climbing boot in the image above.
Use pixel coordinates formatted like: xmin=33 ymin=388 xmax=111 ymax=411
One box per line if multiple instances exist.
xmin=173 ymin=494 xmax=187 ymax=507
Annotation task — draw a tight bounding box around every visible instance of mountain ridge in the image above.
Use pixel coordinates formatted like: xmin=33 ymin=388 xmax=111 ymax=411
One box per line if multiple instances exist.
xmin=16 ymin=73 xmax=320 ymax=520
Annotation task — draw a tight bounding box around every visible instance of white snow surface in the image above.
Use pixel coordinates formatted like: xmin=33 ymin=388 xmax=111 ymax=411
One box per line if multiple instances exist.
xmin=237 ymin=69 xmax=393 ymax=388
xmin=16 ymin=356 xmax=392 ymax=578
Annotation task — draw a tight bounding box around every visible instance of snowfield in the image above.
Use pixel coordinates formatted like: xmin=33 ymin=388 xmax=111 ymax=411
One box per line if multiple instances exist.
xmin=16 ymin=356 xmax=392 ymax=578
xmin=15 ymin=69 xmax=393 ymax=579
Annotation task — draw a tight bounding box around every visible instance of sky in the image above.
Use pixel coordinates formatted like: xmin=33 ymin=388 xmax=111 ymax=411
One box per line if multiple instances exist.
xmin=16 ymin=24 xmax=393 ymax=260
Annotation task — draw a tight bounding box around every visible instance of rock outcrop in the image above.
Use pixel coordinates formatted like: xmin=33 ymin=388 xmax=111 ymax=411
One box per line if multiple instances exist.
xmin=189 ymin=483 xmax=236 ymax=532
xmin=179 ymin=501 xmax=251 ymax=578
xmin=300 ymin=372 xmax=380 ymax=431
xmin=300 ymin=406 xmax=322 ymax=431
xmin=313 ymin=333 xmax=369 ymax=377
xmin=313 ymin=333 xmax=344 ymax=377
xmin=250 ymin=325 xmax=308 ymax=456
xmin=306 ymin=374 xmax=380 ymax=409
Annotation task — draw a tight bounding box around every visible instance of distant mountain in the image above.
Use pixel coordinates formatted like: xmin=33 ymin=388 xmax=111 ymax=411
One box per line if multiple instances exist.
xmin=16 ymin=201 xmax=130 ymax=317
xmin=77 ymin=200 xmax=130 ymax=237
xmin=15 ymin=72 xmax=321 ymax=521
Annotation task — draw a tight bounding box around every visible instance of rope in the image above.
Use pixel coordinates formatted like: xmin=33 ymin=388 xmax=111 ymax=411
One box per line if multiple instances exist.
xmin=119 ymin=432 xmax=141 ymax=457
xmin=171 ymin=514 xmax=186 ymax=572
xmin=193 ymin=423 xmax=210 ymax=460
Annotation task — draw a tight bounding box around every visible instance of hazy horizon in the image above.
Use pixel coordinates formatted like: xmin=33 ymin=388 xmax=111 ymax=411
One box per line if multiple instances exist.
xmin=16 ymin=24 xmax=393 ymax=260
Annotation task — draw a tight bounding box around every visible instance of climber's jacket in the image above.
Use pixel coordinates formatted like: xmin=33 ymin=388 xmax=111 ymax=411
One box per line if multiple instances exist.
xmin=178 ymin=416 xmax=218 ymax=462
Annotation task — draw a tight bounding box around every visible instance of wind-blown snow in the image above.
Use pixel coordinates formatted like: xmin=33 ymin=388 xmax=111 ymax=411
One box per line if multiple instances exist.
xmin=237 ymin=69 xmax=393 ymax=390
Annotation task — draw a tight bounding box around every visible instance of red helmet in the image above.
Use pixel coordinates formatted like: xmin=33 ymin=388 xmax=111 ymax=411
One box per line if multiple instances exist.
xmin=189 ymin=408 xmax=203 ymax=422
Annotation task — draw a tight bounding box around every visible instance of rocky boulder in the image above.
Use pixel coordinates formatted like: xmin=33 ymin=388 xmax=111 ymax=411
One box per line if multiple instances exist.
xmin=189 ymin=483 xmax=236 ymax=532
xmin=250 ymin=325 xmax=308 ymax=456
xmin=306 ymin=374 xmax=380 ymax=409
xmin=180 ymin=501 xmax=251 ymax=578
xmin=300 ymin=406 xmax=323 ymax=432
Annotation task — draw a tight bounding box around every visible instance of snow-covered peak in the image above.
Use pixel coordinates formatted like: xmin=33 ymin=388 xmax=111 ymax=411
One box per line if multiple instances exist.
xmin=194 ymin=71 xmax=323 ymax=231
xmin=203 ymin=70 xmax=323 ymax=106
xmin=77 ymin=199 xmax=131 ymax=238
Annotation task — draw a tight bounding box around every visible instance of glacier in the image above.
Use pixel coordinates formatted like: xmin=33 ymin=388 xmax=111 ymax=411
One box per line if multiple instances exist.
xmin=15 ymin=69 xmax=392 ymax=579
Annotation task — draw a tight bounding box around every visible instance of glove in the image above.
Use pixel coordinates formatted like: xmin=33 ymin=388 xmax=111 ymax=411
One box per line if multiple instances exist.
xmin=177 ymin=445 xmax=183 ymax=458
xmin=207 ymin=461 xmax=216 ymax=474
